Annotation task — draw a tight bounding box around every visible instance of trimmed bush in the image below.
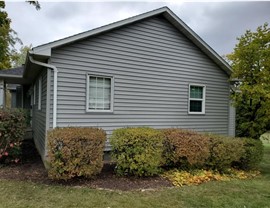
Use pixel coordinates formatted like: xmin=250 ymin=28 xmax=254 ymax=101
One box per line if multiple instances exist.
xmin=48 ymin=127 xmax=106 ymax=180
xmin=237 ymin=138 xmax=264 ymax=170
xmin=0 ymin=109 xmax=26 ymax=164
xmin=206 ymin=135 xmax=244 ymax=171
xmin=110 ymin=127 xmax=164 ymax=176
xmin=162 ymin=128 xmax=210 ymax=169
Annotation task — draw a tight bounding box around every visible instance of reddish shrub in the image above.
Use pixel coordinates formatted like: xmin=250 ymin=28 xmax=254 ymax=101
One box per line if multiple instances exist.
xmin=162 ymin=128 xmax=210 ymax=169
xmin=0 ymin=109 xmax=26 ymax=164
xmin=48 ymin=127 xmax=106 ymax=180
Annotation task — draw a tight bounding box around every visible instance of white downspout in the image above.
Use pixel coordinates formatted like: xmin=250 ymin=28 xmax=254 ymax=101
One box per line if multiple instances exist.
xmin=29 ymin=55 xmax=58 ymax=128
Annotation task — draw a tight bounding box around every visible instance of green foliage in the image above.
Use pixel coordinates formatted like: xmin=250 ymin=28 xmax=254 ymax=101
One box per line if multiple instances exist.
xmin=228 ymin=23 xmax=270 ymax=139
xmin=48 ymin=127 xmax=106 ymax=180
xmin=109 ymin=126 xmax=263 ymax=178
xmin=110 ymin=127 xmax=164 ymax=176
xmin=11 ymin=45 xmax=32 ymax=67
xmin=162 ymin=128 xmax=210 ymax=169
xmin=26 ymin=1 xmax=41 ymax=10
xmin=0 ymin=2 xmax=21 ymax=70
xmin=206 ymin=135 xmax=244 ymax=171
xmin=0 ymin=2 xmax=39 ymax=69
xmin=237 ymin=138 xmax=264 ymax=170
xmin=0 ymin=108 xmax=26 ymax=164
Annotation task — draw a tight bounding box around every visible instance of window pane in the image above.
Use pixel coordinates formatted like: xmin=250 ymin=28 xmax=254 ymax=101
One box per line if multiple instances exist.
xmin=190 ymin=86 xmax=203 ymax=99
xmin=96 ymin=88 xmax=104 ymax=98
xmin=104 ymin=78 xmax=111 ymax=87
xmin=104 ymin=100 xmax=110 ymax=109
xmin=89 ymin=98 xmax=96 ymax=109
xmin=97 ymin=77 xmax=104 ymax=87
xmin=89 ymin=76 xmax=111 ymax=110
xmin=89 ymin=87 xmax=96 ymax=96
xmin=96 ymin=98 xmax=104 ymax=109
xmin=190 ymin=100 xmax=202 ymax=112
xmin=89 ymin=77 xmax=97 ymax=87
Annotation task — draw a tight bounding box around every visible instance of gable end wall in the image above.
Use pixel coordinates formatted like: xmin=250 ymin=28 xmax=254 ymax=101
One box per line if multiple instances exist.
xmin=50 ymin=16 xmax=230 ymax=149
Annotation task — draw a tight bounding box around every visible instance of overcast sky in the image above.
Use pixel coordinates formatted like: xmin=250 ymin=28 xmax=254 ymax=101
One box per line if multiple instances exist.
xmin=5 ymin=1 xmax=270 ymax=56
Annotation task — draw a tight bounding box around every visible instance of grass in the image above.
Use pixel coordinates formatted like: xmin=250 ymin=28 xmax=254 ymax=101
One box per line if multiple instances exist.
xmin=0 ymin=145 xmax=270 ymax=208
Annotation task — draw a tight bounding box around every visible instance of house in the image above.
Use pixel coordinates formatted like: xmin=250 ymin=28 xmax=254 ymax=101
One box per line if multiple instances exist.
xmin=0 ymin=7 xmax=235 ymax=164
xmin=0 ymin=67 xmax=27 ymax=108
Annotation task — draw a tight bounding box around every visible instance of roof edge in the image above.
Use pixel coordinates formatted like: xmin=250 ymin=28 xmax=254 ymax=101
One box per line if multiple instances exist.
xmin=32 ymin=6 xmax=170 ymax=56
xmin=30 ymin=6 xmax=232 ymax=75
xmin=0 ymin=74 xmax=23 ymax=79
xmin=163 ymin=9 xmax=232 ymax=75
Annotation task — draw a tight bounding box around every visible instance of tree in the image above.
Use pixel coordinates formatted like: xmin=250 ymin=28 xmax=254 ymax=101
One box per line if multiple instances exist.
xmin=0 ymin=1 xmax=40 ymax=70
xmin=11 ymin=44 xmax=32 ymax=67
xmin=27 ymin=1 xmax=41 ymax=10
xmin=228 ymin=23 xmax=270 ymax=139
xmin=0 ymin=2 xmax=21 ymax=70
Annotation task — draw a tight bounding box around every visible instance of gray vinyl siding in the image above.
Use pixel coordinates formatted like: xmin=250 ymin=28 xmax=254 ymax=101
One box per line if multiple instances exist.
xmin=50 ymin=16 xmax=230 ymax=149
xmin=32 ymin=69 xmax=47 ymax=159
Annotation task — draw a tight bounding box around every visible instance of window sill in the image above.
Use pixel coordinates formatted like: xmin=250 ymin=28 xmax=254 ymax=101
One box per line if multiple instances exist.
xmin=86 ymin=110 xmax=114 ymax=114
xmin=188 ymin=112 xmax=205 ymax=115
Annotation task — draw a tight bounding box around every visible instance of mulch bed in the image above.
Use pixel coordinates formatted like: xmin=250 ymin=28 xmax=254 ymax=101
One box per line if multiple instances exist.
xmin=0 ymin=140 xmax=173 ymax=191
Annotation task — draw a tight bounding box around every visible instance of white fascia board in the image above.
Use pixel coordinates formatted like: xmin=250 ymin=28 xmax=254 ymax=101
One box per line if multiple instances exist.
xmin=31 ymin=7 xmax=169 ymax=57
xmin=32 ymin=47 xmax=51 ymax=57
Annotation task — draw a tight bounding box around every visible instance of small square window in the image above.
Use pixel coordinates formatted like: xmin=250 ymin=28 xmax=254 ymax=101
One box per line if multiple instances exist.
xmin=188 ymin=85 xmax=205 ymax=114
xmin=87 ymin=75 xmax=113 ymax=112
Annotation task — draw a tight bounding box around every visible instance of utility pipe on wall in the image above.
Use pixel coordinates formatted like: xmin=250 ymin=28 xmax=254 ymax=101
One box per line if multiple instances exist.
xmin=29 ymin=55 xmax=58 ymax=128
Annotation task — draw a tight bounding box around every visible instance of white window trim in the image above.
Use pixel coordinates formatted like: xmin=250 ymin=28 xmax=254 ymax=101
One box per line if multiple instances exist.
xmin=38 ymin=77 xmax=42 ymax=110
xmin=188 ymin=84 xmax=206 ymax=115
xmin=86 ymin=74 xmax=114 ymax=113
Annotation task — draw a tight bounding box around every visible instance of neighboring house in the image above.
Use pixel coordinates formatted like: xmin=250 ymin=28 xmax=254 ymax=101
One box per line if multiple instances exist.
xmin=0 ymin=66 xmax=29 ymax=108
xmin=0 ymin=7 xmax=235 ymax=164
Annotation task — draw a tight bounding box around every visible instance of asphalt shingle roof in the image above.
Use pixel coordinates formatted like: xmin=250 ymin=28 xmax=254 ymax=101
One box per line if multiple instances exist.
xmin=0 ymin=66 xmax=24 ymax=76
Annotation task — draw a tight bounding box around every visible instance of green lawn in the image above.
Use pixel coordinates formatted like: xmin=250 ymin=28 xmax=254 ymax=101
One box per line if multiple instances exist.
xmin=0 ymin=145 xmax=270 ymax=208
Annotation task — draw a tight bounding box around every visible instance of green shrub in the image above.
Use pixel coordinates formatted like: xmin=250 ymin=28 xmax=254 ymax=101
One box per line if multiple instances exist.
xmin=206 ymin=135 xmax=244 ymax=171
xmin=162 ymin=128 xmax=210 ymax=169
xmin=0 ymin=108 xmax=26 ymax=164
xmin=110 ymin=127 xmax=164 ymax=176
xmin=237 ymin=138 xmax=264 ymax=170
xmin=48 ymin=127 xmax=106 ymax=180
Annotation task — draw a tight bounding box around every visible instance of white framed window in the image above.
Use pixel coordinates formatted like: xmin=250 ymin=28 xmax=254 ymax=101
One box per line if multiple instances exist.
xmin=188 ymin=84 xmax=206 ymax=114
xmin=86 ymin=74 xmax=114 ymax=112
xmin=38 ymin=77 xmax=42 ymax=110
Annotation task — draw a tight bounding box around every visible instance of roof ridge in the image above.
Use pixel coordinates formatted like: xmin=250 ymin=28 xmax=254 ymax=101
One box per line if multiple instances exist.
xmin=29 ymin=6 xmax=231 ymax=75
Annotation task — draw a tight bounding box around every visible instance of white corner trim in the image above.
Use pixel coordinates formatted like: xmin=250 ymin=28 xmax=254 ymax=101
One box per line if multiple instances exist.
xmin=29 ymin=55 xmax=58 ymax=128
